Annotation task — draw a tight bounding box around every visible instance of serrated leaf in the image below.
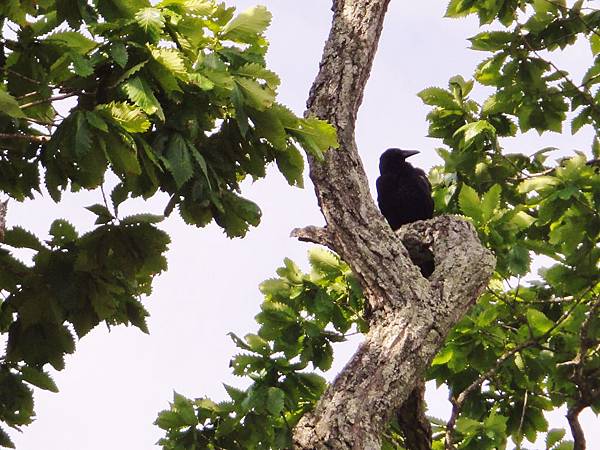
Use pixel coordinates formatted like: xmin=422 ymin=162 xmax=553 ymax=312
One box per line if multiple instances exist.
xmin=85 ymin=111 xmax=108 ymax=132
xmin=458 ymin=184 xmax=482 ymax=222
xmin=244 ymin=333 xmax=270 ymax=354
xmin=235 ymin=63 xmax=280 ymax=89
xmin=49 ymin=219 xmax=78 ymax=246
xmin=74 ymin=111 xmax=92 ymax=157
xmin=120 ymin=214 xmax=164 ymax=225
xmin=276 ymin=144 xmax=304 ymax=187
xmin=164 ymin=134 xmax=193 ymax=188
xmin=508 ymin=245 xmax=530 ymax=275
xmin=21 ymin=366 xmax=59 ymax=392
xmin=546 ymin=428 xmax=566 ymax=449
xmin=221 ymin=5 xmax=272 ymax=41
xmin=289 ymin=117 xmax=338 ymax=160
xmin=110 ymin=43 xmax=128 ymax=68
xmin=266 ymin=387 xmax=285 ymax=416
xmin=3 ymin=227 xmax=44 ymax=250
xmin=0 ymin=426 xmax=14 ymax=449
xmin=526 ymin=308 xmax=554 ymax=336
xmin=149 ymin=47 xmax=187 ymax=78
xmin=591 ymin=34 xmax=600 ymax=56
xmin=85 ymin=204 xmax=114 ymax=224
xmin=223 ymin=383 xmax=246 ymax=403
xmin=453 ymin=120 xmax=495 ymax=145
xmin=417 ymin=87 xmax=459 ymax=109
xmin=481 ymin=184 xmax=501 ymax=222
xmin=0 ymin=88 xmax=26 ymax=118
xmin=235 ymin=78 xmax=275 ymax=110
xmin=308 ymin=247 xmax=340 ymax=274
xmin=100 ymin=102 xmax=150 ymax=133
xmin=469 ymin=31 xmax=514 ymax=51
xmin=45 ymin=31 xmax=97 ymax=53
xmin=70 ymin=52 xmax=94 ymax=77
xmin=517 ymin=176 xmax=560 ymax=193
xmin=135 ymin=8 xmax=165 ymax=40
xmin=155 ymin=410 xmax=185 ymax=430
xmin=122 ymin=76 xmax=165 ymax=121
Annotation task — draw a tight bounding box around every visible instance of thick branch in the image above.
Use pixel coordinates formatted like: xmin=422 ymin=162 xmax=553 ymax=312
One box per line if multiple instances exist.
xmin=0 ymin=200 xmax=7 ymax=242
xmin=291 ymin=1 xmax=495 ymax=448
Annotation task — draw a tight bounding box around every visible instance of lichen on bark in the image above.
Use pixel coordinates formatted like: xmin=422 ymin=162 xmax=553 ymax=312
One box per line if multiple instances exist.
xmin=291 ymin=1 xmax=496 ymax=448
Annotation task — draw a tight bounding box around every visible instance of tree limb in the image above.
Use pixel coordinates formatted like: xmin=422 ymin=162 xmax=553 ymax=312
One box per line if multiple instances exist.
xmin=291 ymin=1 xmax=495 ymax=448
xmin=0 ymin=200 xmax=7 ymax=242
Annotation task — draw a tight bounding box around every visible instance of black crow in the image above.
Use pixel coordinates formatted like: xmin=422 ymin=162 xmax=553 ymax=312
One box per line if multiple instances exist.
xmin=376 ymin=148 xmax=434 ymax=231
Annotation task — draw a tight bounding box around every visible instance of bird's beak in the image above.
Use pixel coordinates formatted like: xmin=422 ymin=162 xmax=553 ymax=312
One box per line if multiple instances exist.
xmin=400 ymin=149 xmax=420 ymax=158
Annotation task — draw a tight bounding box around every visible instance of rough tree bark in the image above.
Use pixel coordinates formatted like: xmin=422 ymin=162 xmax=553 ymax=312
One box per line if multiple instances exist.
xmin=0 ymin=200 xmax=7 ymax=242
xmin=290 ymin=1 xmax=496 ymax=449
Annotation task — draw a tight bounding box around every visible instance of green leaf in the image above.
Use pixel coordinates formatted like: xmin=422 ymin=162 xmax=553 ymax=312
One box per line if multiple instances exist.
xmin=508 ymin=245 xmax=530 ymax=275
xmin=289 ymin=117 xmax=338 ymax=160
xmin=45 ymin=31 xmax=97 ymax=53
xmin=517 ymin=176 xmax=560 ymax=194
xmin=149 ymin=47 xmax=187 ymax=78
xmin=21 ymin=366 xmax=59 ymax=392
xmin=591 ymin=34 xmax=600 ymax=56
xmin=276 ymin=145 xmax=304 ymax=187
xmin=70 ymin=52 xmax=94 ymax=77
xmin=74 ymin=111 xmax=92 ymax=156
xmin=164 ymin=134 xmax=194 ymax=188
xmin=135 ymin=7 xmax=165 ymax=40
xmin=546 ymin=428 xmax=566 ymax=449
xmin=110 ymin=43 xmax=128 ymax=68
xmin=266 ymin=387 xmax=285 ymax=416
xmin=120 ymin=214 xmax=164 ymax=225
xmin=481 ymin=184 xmax=501 ymax=222
xmin=417 ymin=87 xmax=459 ymax=109
xmin=0 ymin=88 xmax=26 ymax=118
xmin=100 ymin=102 xmax=150 ymax=133
xmin=432 ymin=346 xmax=454 ymax=366
xmin=49 ymin=220 xmax=78 ymax=246
xmin=469 ymin=31 xmax=514 ymax=51
xmin=235 ymin=78 xmax=275 ymax=111
xmin=453 ymin=120 xmax=495 ymax=145
xmin=0 ymin=427 xmax=15 ymax=449
xmin=235 ymin=63 xmax=280 ymax=89
xmin=85 ymin=204 xmax=114 ymax=224
xmin=458 ymin=184 xmax=482 ymax=222
xmin=122 ymin=77 xmax=165 ymax=121
xmin=308 ymin=247 xmax=340 ymax=274
xmin=526 ymin=308 xmax=554 ymax=336
xmin=3 ymin=227 xmax=44 ymax=250
xmin=221 ymin=5 xmax=272 ymax=41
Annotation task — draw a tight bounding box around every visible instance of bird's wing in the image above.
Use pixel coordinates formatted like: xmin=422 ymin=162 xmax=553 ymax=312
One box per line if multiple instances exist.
xmin=414 ymin=168 xmax=432 ymax=192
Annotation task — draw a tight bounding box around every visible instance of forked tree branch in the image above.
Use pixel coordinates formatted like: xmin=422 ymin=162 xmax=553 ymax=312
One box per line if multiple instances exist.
xmin=291 ymin=1 xmax=495 ymax=448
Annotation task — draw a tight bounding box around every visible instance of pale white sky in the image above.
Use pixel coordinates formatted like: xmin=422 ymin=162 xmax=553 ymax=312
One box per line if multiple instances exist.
xmin=6 ymin=1 xmax=598 ymax=448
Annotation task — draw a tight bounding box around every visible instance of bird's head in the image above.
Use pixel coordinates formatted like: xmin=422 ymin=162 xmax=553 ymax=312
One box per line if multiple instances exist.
xmin=379 ymin=148 xmax=419 ymax=174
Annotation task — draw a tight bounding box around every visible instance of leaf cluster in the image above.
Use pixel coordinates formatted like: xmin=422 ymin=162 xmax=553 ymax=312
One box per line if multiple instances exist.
xmin=0 ymin=1 xmax=339 ymax=444
xmin=0 ymin=0 xmax=337 ymax=239
xmin=417 ymin=1 xmax=600 ymax=447
xmin=0 ymin=212 xmax=169 ymax=446
xmin=155 ymin=248 xmax=366 ymax=449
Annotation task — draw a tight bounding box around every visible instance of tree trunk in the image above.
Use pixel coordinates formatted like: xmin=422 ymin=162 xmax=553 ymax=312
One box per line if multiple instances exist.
xmin=291 ymin=1 xmax=495 ymax=448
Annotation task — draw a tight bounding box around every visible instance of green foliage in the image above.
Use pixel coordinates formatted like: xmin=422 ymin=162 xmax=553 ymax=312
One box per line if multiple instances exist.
xmin=0 ymin=1 xmax=338 ymax=444
xmin=155 ymin=249 xmax=366 ymax=449
xmin=422 ymin=1 xmax=600 ymax=448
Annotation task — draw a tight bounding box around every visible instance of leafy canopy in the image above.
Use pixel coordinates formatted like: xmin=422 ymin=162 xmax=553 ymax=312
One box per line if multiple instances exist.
xmin=0 ymin=0 xmax=337 ymax=446
xmin=158 ymin=1 xmax=600 ymax=449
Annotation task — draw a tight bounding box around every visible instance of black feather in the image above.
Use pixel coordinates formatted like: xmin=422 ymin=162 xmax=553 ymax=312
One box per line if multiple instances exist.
xmin=376 ymin=148 xmax=434 ymax=230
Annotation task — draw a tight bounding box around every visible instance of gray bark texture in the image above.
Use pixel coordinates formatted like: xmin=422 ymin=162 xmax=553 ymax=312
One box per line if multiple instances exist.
xmin=290 ymin=1 xmax=496 ymax=449
xmin=0 ymin=200 xmax=7 ymax=242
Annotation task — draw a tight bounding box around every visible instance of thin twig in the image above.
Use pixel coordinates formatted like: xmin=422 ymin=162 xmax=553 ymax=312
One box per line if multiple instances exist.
xmin=0 ymin=132 xmax=50 ymax=143
xmin=20 ymin=93 xmax=78 ymax=109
